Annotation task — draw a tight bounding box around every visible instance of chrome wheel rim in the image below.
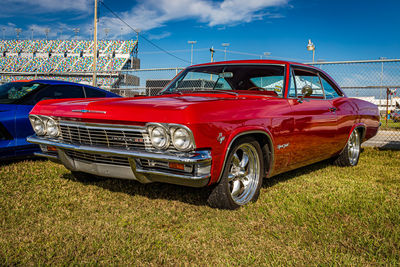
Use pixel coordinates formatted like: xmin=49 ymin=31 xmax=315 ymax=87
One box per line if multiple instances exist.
xmin=228 ymin=143 xmax=260 ymax=205
xmin=348 ymin=130 xmax=360 ymax=165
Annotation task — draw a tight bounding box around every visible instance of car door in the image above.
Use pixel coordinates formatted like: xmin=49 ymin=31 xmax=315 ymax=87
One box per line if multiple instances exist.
xmin=14 ymin=104 xmax=37 ymax=156
xmin=0 ymin=104 xmax=17 ymax=158
xmin=287 ymin=66 xmax=338 ymax=167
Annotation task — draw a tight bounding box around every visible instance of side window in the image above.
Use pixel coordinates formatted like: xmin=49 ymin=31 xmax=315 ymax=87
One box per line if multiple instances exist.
xmin=29 ymin=85 xmax=84 ymax=104
xmin=320 ymin=75 xmax=341 ymax=99
xmin=293 ymin=69 xmax=324 ymax=98
xmin=250 ymin=76 xmax=284 ymax=97
xmin=84 ymin=87 xmax=107 ymax=98
xmin=288 ymin=70 xmax=296 ymax=98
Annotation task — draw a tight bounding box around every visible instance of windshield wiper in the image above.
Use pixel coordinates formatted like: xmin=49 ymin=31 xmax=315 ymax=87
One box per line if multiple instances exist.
xmin=158 ymin=91 xmax=183 ymax=95
xmin=189 ymin=90 xmax=239 ymax=96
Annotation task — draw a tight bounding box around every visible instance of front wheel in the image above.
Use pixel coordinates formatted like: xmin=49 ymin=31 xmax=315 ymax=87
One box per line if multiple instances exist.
xmin=334 ymin=129 xmax=361 ymax=167
xmin=207 ymin=137 xmax=264 ymax=209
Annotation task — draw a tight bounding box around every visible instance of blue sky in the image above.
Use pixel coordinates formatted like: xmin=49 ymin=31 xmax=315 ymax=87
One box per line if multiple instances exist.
xmin=1 ymin=0 xmax=399 ymax=68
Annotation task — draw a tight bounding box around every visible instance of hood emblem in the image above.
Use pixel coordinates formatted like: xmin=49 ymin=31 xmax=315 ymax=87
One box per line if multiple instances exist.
xmin=72 ymin=109 xmax=107 ymax=114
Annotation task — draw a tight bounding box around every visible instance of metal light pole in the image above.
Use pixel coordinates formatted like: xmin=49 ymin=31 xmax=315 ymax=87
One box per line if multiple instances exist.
xmin=2 ymin=27 xmax=6 ymax=40
xmin=120 ymin=27 xmax=124 ymax=40
xmin=92 ymin=0 xmax=98 ymax=86
xmin=104 ymin=28 xmax=110 ymax=40
xmin=31 ymin=28 xmax=34 ymax=40
xmin=307 ymin=39 xmax=315 ymax=63
xmin=15 ymin=28 xmax=22 ymax=40
xmin=44 ymin=28 xmax=50 ymax=40
xmin=222 ymin=43 xmax=230 ymax=61
xmin=262 ymin=52 xmax=271 ymax=59
xmin=188 ymin=40 xmax=197 ymax=65
xmin=73 ymin=28 xmax=80 ymax=40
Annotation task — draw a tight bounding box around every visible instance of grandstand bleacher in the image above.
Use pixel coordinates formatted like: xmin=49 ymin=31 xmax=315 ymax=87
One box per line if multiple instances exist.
xmin=0 ymin=39 xmax=138 ymax=88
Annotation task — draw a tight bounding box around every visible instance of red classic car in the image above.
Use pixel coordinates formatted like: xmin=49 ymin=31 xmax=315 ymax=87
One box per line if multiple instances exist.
xmin=27 ymin=60 xmax=380 ymax=209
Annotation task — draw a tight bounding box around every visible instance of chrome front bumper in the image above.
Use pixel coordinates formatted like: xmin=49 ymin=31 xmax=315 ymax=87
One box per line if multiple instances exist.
xmin=27 ymin=136 xmax=212 ymax=187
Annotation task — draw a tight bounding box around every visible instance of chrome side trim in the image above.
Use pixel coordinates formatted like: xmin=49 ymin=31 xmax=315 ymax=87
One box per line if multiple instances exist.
xmin=217 ymin=130 xmax=275 ymax=183
xmin=28 ymin=136 xmax=211 ymax=164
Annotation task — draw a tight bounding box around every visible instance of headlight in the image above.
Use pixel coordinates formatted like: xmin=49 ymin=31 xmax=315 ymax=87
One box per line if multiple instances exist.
xmin=171 ymin=127 xmax=193 ymax=151
xmin=149 ymin=126 xmax=169 ymax=149
xmin=46 ymin=118 xmax=59 ymax=137
xmin=30 ymin=116 xmax=46 ymax=136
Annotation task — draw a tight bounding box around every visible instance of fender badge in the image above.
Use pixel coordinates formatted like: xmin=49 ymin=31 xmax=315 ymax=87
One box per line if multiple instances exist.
xmin=217 ymin=133 xmax=226 ymax=144
xmin=277 ymin=143 xmax=290 ymax=150
xmin=72 ymin=109 xmax=107 ymax=114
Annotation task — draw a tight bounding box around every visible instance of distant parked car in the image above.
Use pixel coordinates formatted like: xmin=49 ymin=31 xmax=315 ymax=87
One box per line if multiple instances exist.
xmin=392 ymin=110 xmax=400 ymax=122
xmin=0 ymin=80 xmax=120 ymax=160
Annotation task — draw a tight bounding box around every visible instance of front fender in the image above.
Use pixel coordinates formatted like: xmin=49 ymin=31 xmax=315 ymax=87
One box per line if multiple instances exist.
xmin=208 ymin=126 xmax=275 ymax=185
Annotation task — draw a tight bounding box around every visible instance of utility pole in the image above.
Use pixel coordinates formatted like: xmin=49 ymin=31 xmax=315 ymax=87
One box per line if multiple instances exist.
xmin=92 ymin=0 xmax=98 ymax=86
xmin=210 ymin=46 xmax=215 ymax=62
xmin=188 ymin=40 xmax=197 ymax=65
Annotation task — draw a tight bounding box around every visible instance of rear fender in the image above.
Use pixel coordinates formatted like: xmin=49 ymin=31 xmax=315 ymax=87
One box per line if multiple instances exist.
xmin=339 ymin=123 xmax=366 ymax=154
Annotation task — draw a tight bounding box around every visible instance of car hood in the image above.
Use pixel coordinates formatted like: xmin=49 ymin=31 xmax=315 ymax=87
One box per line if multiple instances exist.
xmin=30 ymin=94 xmax=276 ymax=124
xmin=0 ymin=104 xmax=17 ymax=120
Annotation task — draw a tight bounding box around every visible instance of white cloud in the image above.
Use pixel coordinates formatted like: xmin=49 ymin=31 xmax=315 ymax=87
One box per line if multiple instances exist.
xmin=99 ymin=0 xmax=288 ymax=38
xmin=146 ymin=32 xmax=172 ymax=40
xmin=2 ymin=0 xmax=91 ymax=13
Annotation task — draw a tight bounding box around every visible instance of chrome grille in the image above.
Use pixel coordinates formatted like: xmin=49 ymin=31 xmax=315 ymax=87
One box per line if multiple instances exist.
xmin=65 ymin=150 xmax=130 ymax=166
xmin=59 ymin=121 xmax=150 ymax=150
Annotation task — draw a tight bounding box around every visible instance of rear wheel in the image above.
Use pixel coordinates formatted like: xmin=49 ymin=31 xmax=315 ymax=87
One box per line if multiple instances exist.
xmin=334 ymin=129 xmax=361 ymax=167
xmin=71 ymin=171 xmax=104 ymax=182
xmin=208 ymin=137 xmax=264 ymax=210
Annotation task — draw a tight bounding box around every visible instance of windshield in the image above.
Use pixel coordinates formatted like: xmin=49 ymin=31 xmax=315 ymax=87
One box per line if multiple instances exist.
xmin=163 ymin=64 xmax=285 ymax=97
xmin=0 ymin=82 xmax=43 ymax=104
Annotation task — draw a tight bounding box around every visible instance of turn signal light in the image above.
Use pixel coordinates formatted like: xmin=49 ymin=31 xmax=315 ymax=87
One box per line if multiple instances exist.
xmin=47 ymin=146 xmax=57 ymax=152
xmin=169 ymin=162 xmax=185 ymax=170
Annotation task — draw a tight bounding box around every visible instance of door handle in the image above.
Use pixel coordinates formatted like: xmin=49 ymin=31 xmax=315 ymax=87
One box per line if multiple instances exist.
xmin=329 ymin=107 xmax=337 ymax=113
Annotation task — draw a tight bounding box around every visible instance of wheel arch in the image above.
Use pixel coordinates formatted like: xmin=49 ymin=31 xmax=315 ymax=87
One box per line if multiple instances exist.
xmin=338 ymin=123 xmax=366 ymax=155
xmin=216 ymin=129 xmax=275 ymax=183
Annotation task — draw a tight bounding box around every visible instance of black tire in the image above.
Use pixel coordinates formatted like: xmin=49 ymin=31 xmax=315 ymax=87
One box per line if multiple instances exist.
xmin=207 ymin=137 xmax=264 ymax=210
xmin=71 ymin=171 xmax=104 ymax=182
xmin=334 ymin=129 xmax=361 ymax=167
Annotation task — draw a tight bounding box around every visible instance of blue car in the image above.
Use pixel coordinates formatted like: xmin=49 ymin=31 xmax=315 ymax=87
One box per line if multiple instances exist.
xmin=0 ymin=80 xmax=120 ymax=160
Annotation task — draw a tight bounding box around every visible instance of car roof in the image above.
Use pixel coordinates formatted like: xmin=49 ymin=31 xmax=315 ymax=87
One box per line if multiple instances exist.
xmin=190 ymin=59 xmax=315 ymax=69
xmin=10 ymin=79 xmax=113 ymax=93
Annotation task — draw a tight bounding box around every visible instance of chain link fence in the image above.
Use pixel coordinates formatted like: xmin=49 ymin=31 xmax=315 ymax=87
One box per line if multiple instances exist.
xmin=116 ymin=60 xmax=400 ymax=148
xmin=309 ymin=59 xmax=400 ymax=148
xmin=1 ymin=59 xmax=399 ymax=148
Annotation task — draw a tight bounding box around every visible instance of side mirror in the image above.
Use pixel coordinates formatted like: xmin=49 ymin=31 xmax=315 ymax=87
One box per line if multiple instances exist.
xmin=218 ymin=72 xmax=233 ymax=79
xmin=298 ymin=85 xmax=313 ymax=103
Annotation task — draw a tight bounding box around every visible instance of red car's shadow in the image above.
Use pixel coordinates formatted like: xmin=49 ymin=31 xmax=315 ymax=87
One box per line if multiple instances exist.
xmin=60 ymin=159 xmax=334 ymax=207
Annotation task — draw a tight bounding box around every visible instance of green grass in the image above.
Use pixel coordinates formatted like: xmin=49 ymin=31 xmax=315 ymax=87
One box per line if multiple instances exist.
xmin=1 ymin=148 xmax=399 ymax=265
xmin=380 ymin=119 xmax=400 ymax=130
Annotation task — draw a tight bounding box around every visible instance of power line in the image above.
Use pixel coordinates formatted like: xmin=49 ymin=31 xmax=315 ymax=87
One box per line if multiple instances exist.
xmin=99 ymin=0 xmax=190 ymax=64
